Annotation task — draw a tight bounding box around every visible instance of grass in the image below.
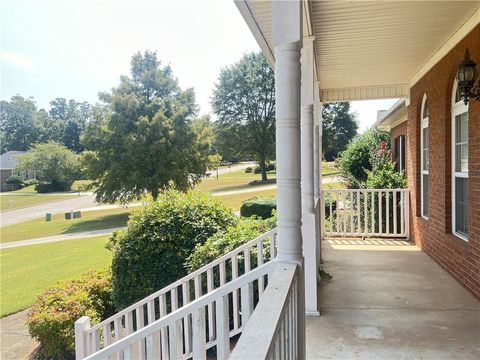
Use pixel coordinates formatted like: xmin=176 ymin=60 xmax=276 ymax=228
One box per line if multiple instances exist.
xmin=0 ymin=193 xmax=75 ymax=212
xmin=0 ymin=235 xmax=112 ymax=317
xmin=215 ymin=189 xmax=276 ymax=211
xmin=1 ymin=207 xmax=132 ymax=243
xmin=321 ymin=182 xmax=346 ymax=190
xmin=322 ymin=161 xmax=339 ymax=176
xmin=197 ymin=170 xmax=276 ymax=193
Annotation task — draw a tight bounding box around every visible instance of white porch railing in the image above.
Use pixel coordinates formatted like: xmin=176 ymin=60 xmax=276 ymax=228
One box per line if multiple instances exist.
xmin=321 ymin=189 xmax=409 ymax=238
xmin=81 ymin=261 xmax=277 ymax=360
xmin=75 ymin=228 xmax=277 ymax=359
xmin=229 ymin=263 xmax=299 ymax=360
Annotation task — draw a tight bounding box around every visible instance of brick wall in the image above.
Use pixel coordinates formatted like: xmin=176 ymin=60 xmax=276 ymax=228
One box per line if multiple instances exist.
xmin=407 ymin=25 xmax=480 ymax=300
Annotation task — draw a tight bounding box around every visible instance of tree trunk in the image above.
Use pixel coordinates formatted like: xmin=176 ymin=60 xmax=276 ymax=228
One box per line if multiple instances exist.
xmin=151 ymin=187 xmax=159 ymax=200
xmin=259 ymin=154 xmax=268 ymax=182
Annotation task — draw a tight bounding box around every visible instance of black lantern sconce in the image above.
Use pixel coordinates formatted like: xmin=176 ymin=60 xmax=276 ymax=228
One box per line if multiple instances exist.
xmin=456 ymin=49 xmax=479 ymax=105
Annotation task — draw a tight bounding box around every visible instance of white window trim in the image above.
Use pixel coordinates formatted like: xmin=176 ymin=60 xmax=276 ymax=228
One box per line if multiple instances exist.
xmin=420 ymin=94 xmax=428 ymax=220
xmin=451 ymin=81 xmax=468 ymax=241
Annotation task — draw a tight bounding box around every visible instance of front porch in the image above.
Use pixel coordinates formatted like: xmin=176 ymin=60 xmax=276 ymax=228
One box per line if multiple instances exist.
xmin=307 ymin=240 xmax=480 ymax=359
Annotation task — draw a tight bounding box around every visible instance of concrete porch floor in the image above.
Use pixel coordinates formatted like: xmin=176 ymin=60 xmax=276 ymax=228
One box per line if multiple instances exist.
xmin=306 ymin=239 xmax=480 ymax=360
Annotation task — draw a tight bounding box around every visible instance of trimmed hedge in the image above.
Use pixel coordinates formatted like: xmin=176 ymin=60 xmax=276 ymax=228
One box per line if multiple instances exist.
xmin=240 ymin=197 xmax=276 ymax=219
xmin=27 ymin=268 xmax=113 ymax=359
xmin=108 ymin=188 xmax=236 ymax=310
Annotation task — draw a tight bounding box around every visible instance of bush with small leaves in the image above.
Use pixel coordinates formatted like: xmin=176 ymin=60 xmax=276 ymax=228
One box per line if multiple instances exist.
xmin=240 ymin=197 xmax=276 ymax=219
xmin=108 ymin=188 xmax=237 ymax=310
xmin=27 ymin=268 xmax=113 ymax=360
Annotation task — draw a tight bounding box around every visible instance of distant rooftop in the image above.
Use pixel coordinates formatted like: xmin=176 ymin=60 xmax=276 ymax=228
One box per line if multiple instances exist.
xmin=0 ymin=151 xmax=27 ymax=170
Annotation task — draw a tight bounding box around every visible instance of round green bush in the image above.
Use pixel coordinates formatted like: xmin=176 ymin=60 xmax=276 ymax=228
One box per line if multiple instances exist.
xmin=27 ymin=268 xmax=113 ymax=360
xmin=186 ymin=216 xmax=276 ymax=272
xmin=244 ymin=167 xmax=253 ymax=173
xmin=108 ymin=188 xmax=236 ymax=310
xmin=240 ymin=197 xmax=276 ymax=219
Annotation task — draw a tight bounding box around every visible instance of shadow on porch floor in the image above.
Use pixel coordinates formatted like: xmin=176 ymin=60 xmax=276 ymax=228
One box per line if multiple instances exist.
xmin=306 ymin=239 xmax=480 ymax=360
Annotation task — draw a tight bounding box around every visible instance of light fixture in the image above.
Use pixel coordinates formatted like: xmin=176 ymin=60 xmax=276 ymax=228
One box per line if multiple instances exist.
xmin=456 ymin=49 xmax=479 ymax=105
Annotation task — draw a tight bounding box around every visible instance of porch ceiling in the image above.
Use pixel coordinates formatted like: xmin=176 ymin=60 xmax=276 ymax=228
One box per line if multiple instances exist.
xmin=237 ymin=0 xmax=480 ymax=102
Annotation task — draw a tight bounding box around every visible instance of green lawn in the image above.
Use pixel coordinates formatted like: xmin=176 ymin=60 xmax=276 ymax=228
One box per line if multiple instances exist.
xmin=1 ymin=207 xmax=132 ymax=243
xmin=215 ymin=189 xmax=276 ymax=211
xmin=321 ymin=181 xmax=346 ymax=190
xmin=0 ymin=193 xmax=75 ymax=212
xmin=197 ymin=170 xmax=276 ymax=193
xmin=0 ymin=235 xmax=112 ymax=317
xmin=322 ymin=161 xmax=339 ymax=176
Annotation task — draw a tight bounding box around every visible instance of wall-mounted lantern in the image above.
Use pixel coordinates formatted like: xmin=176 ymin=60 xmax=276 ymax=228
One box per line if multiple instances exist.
xmin=456 ymin=49 xmax=479 ymax=105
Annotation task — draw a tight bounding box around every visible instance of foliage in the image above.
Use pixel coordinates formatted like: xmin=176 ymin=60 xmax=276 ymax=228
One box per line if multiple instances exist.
xmin=322 ymin=102 xmax=358 ymax=161
xmin=26 ymin=268 xmax=113 ymax=359
xmin=0 ymin=96 xmax=39 ymax=152
xmin=186 ymin=216 xmax=276 ymax=272
xmin=0 ymin=95 xmax=93 ymax=153
xmin=16 ymin=141 xmax=81 ymax=192
xmin=81 ymin=51 xmax=208 ymax=202
xmin=5 ymin=175 xmax=25 ymax=187
xmin=366 ymin=148 xmax=407 ymax=189
xmin=107 ymin=188 xmax=236 ymax=309
xmin=23 ymin=178 xmax=39 ymax=186
xmin=336 ymin=128 xmax=390 ymax=188
xmin=240 ymin=197 xmax=276 ymax=219
xmin=207 ymin=154 xmax=222 ymax=170
xmin=212 ymin=52 xmax=275 ymax=181
xmin=245 ymin=167 xmax=253 ymax=173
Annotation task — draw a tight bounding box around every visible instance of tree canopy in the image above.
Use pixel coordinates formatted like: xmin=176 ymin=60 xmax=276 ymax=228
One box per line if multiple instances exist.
xmin=0 ymin=95 xmax=92 ymax=153
xmin=16 ymin=141 xmax=81 ymax=191
xmin=322 ymin=102 xmax=358 ymax=161
xmin=81 ymin=51 xmax=208 ymax=202
xmin=212 ymin=52 xmax=275 ymax=180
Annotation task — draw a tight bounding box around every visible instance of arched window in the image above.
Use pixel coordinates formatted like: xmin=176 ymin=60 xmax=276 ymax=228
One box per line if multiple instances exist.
xmin=452 ymin=81 xmax=468 ymax=240
xmin=420 ymin=94 xmax=429 ymax=219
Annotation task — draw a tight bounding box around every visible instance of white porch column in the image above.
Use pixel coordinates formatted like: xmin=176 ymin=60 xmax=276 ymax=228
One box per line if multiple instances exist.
xmin=301 ymin=36 xmax=320 ymax=316
xmin=272 ymin=1 xmax=305 ymax=357
xmin=314 ymin=84 xmax=322 ymax=199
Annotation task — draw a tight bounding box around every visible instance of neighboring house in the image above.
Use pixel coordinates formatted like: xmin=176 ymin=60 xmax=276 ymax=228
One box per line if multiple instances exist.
xmin=75 ymin=2 xmax=480 ymax=359
xmin=0 ymin=151 xmax=36 ymax=192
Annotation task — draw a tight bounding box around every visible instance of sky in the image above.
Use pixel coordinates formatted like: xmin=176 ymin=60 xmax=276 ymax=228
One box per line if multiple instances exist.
xmin=1 ymin=0 xmax=397 ymax=132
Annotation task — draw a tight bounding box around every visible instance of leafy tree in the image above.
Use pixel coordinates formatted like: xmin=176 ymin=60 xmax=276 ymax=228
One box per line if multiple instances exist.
xmin=0 ymin=96 xmax=39 ymax=152
xmin=212 ymin=52 xmax=275 ymax=181
xmin=81 ymin=51 xmax=208 ymax=202
xmin=16 ymin=141 xmax=81 ymax=192
xmin=322 ymin=102 xmax=358 ymax=161
xmin=336 ymin=128 xmax=391 ymax=188
xmin=49 ymin=98 xmax=92 ymax=152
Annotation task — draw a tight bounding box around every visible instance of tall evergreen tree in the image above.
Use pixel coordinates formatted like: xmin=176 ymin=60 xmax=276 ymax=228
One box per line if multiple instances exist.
xmin=81 ymin=51 xmax=208 ymax=202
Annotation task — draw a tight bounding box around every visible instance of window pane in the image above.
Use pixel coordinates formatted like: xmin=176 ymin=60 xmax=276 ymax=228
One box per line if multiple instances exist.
xmin=455 ymin=177 xmax=468 ymax=237
xmin=455 ymin=112 xmax=468 ymax=173
xmin=455 ymin=86 xmax=462 ymax=103
xmin=423 ymin=99 xmax=429 ymax=119
xmin=423 ymin=174 xmax=428 ymax=217
xmin=422 ymin=127 xmax=429 ymax=170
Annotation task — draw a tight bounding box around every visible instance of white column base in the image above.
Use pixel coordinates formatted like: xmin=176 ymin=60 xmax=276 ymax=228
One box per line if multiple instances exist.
xmin=302 ymin=211 xmax=319 ymax=315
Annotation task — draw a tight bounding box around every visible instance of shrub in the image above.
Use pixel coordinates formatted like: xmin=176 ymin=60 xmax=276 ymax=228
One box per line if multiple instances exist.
xmin=23 ymin=178 xmax=39 ymax=186
xmin=336 ymin=129 xmax=390 ymax=188
xmin=108 ymin=188 xmax=236 ymax=310
xmin=5 ymin=175 xmax=25 ymax=189
xmin=35 ymin=180 xmax=72 ymax=193
xmin=245 ymin=167 xmax=253 ymax=173
xmin=253 ymin=166 xmax=261 ymax=174
xmin=27 ymin=268 xmax=113 ymax=360
xmin=240 ymin=197 xmax=276 ymax=219
xmin=186 ymin=216 xmax=276 ymax=272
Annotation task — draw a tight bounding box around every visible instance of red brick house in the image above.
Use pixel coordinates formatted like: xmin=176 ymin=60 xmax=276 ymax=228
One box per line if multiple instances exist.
xmin=376 ymin=25 xmax=480 ymax=300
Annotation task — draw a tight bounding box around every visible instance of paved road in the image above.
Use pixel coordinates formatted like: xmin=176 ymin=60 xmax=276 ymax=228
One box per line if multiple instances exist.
xmin=0 ymin=194 xmax=100 ymax=227
xmin=208 ymin=162 xmax=255 ymax=176
xmin=0 ymin=310 xmax=38 ymax=360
